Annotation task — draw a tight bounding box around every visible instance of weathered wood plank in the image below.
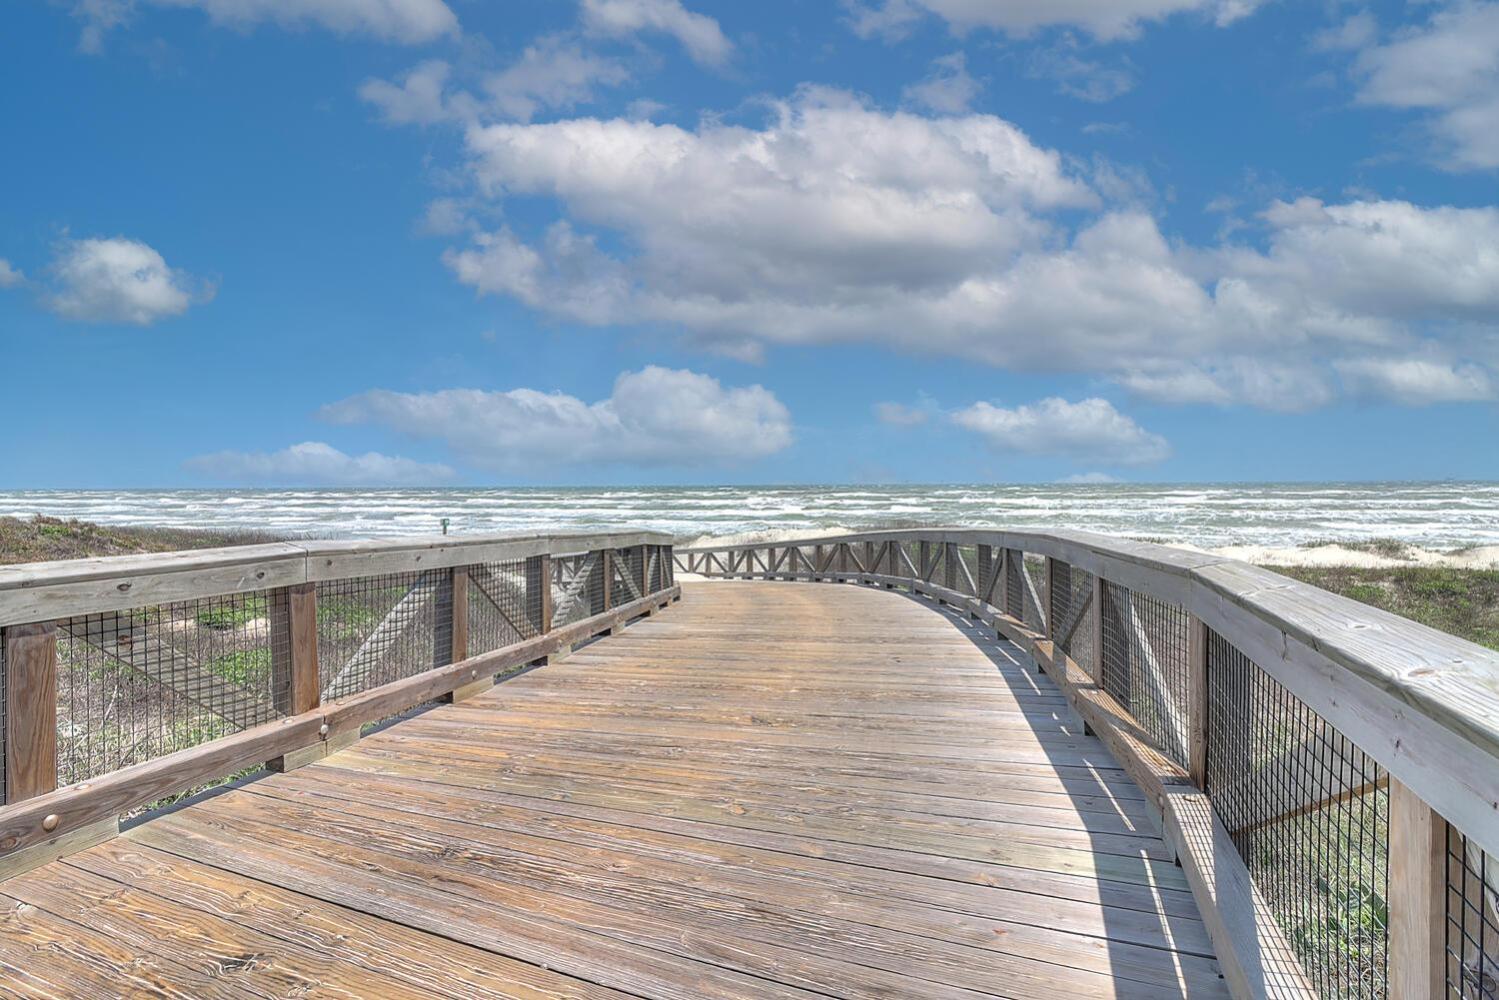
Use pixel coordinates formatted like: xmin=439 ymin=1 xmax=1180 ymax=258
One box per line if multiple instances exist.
xmin=0 ymin=579 xmax=1225 ymax=999
xmin=3 ymin=622 xmax=58 ymax=802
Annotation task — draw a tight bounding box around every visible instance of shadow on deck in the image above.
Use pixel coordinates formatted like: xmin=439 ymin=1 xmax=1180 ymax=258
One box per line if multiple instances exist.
xmin=0 ymin=580 xmax=1228 ymax=998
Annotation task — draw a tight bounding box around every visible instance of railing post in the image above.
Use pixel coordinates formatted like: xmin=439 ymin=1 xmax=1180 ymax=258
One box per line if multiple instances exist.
xmin=1187 ymin=614 xmax=1209 ymax=789
xmin=977 ymin=545 xmax=993 ymax=604
xmin=944 ymin=543 xmax=957 ymax=592
xmin=1389 ymin=779 xmax=1446 ymax=1000
xmin=444 ymin=566 xmax=489 ymax=703
xmin=266 ymin=583 xmax=322 ymax=770
xmin=3 ymin=622 xmax=58 ymax=802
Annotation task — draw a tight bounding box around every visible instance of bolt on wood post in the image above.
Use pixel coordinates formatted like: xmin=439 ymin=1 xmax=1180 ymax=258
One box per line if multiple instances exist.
xmin=1187 ymin=614 xmax=1209 ymax=789
xmin=1388 ymin=779 xmax=1446 ymax=1000
xmin=3 ymin=622 xmax=58 ymax=803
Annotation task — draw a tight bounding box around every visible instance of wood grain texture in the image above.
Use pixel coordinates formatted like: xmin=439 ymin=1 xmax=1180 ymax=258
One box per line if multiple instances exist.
xmin=1 ymin=580 xmax=1228 ymax=998
xmin=271 ymin=581 xmax=320 ymax=717
xmin=681 ymin=529 xmax=1499 ymax=862
xmin=1388 ymin=778 xmax=1445 ymax=1000
xmin=3 ymin=622 xmax=58 ymax=802
xmin=0 ymin=531 xmax=671 ymax=626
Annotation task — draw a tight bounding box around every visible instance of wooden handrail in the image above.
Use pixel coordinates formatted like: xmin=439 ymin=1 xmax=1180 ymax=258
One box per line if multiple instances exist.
xmin=0 ymin=529 xmax=673 ymax=626
xmin=0 ymin=530 xmax=678 ymax=877
xmin=678 ymin=528 xmax=1499 ymax=862
xmin=679 ymin=529 xmax=1499 ymax=999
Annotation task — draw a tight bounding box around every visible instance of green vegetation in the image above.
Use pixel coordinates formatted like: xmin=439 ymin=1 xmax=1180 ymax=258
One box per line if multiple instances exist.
xmin=197 ymin=596 xmax=268 ymax=630
xmin=0 ymin=515 xmax=282 ymax=565
xmin=1264 ymin=564 xmax=1499 ymax=652
xmin=317 ymin=598 xmax=384 ymax=641
xmin=1245 ymin=796 xmax=1390 ymax=1000
xmin=205 ymin=648 xmax=272 ymax=686
xmin=1302 ymin=537 xmax=1415 ymax=560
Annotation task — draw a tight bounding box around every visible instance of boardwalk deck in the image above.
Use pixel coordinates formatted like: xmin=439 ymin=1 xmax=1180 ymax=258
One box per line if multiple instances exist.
xmin=0 ymin=581 xmax=1228 ymax=998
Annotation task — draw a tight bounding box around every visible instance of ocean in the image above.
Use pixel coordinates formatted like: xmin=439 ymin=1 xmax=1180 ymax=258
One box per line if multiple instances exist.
xmin=1 ymin=483 xmax=1496 ymax=550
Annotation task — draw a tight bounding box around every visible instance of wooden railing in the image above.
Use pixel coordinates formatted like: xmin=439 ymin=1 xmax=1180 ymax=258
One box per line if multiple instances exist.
xmin=0 ymin=531 xmax=678 ymax=876
xmin=677 ymin=530 xmax=1499 ymax=1000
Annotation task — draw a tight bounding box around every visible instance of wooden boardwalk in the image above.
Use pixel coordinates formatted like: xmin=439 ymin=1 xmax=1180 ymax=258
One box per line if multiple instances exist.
xmin=0 ymin=581 xmax=1228 ymax=998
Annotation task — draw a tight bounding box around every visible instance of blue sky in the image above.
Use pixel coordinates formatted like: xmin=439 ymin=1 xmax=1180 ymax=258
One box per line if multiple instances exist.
xmin=2 ymin=0 xmax=1496 ymax=487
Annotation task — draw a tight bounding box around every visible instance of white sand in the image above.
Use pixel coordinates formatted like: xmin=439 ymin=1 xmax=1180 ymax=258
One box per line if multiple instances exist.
xmin=1201 ymin=543 xmax=1499 ymax=569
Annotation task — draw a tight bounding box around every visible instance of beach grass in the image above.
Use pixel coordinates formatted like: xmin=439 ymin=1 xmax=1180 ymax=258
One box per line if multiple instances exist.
xmin=0 ymin=514 xmax=282 ymax=564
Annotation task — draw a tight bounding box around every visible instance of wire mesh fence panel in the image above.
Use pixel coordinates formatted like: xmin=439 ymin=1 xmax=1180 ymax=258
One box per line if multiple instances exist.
xmin=1020 ymin=555 xmax=1046 ymax=633
xmin=317 ymin=571 xmax=451 ymax=701
xmin=611 ymin=548 xmax=645 ymax=605
xmin=1005 ymin=551 xmax=1024 ymax=618
xmin=955 ymin=546 xmax=979 ymax=596
xmin=1206 ymin=630 xmax=1389 ymax=1000
xmin=1098 ymin=581 xmax=1192 ymax=767
xmin=648 ymin=545 xmax=663 ymax=592
xmin=887 ymin=541 xmax=908 ymax=580
xmin=551 ymin=552 xmax=604 ymax=627
xmin=1050 ymin=563 xmax=1097 ymax=673
xmin=468 ymin=558 xmax=536 ymax=657
xmin=55 ymin=591 xmax=289 ymax=786
xmin=1448 ymin=830 xmax=1499 ymax=999
xmin=1100 ymin=581 xmax=1131 ymax=705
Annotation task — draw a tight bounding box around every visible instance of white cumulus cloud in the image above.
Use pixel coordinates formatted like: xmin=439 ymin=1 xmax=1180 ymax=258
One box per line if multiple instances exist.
xmin=435 ymin=84 xmax=1499 ymax=411
xmin=581 ymin=0 xmax=732 ymax=66
xmin=361 ymin=40 xmax=631 ymax=127
xmin=1350 ymin=2 xmax=1499 ymax=171
xmin=903 ymin=52 xmax=982 ymax=113
xmin=71 ymin=0 xmax=458 ymax=50
xmin=449 ymin=88 xmax=1093 ymax=338
xmin=186 ymin=441 xmax=455 ymax=485
xmin=1336 ymin=357 xmax=1496 ymax=405
xmin=319 ymin=366 xmax=793 ymax=470
xmin=46 ymin=236 xmax=210 ymax=325
xmin=952 ymin=397 xmax=1171 ymax=465
xmin=0 ymin=260 xmax=24 ymax=289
